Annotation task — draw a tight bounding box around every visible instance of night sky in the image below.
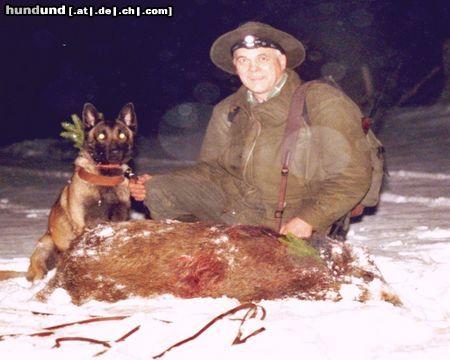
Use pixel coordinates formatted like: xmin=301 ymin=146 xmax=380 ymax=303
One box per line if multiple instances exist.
xmin=1 ymin=0 xmax=449 ymax=147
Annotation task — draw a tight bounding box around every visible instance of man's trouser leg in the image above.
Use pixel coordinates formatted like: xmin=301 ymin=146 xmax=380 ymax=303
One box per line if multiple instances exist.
xmin=144 ymin=164 xmax=230 ymax=223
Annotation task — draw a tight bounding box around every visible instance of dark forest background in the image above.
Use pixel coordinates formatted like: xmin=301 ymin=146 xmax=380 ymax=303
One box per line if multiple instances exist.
xmin=1 ymin=0 xmax=449 ymax=147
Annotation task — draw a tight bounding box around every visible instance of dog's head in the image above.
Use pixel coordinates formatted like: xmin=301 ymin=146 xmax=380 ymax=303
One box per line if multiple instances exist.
xmin=82 ymin=103 xmax=137 ymax=165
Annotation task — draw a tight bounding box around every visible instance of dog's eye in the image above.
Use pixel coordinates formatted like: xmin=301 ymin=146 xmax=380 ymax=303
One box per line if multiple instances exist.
xmin=118 ymin=132 xmax=127 ymax=141
xmin=97 ymin=133 xmax=106 ymax=141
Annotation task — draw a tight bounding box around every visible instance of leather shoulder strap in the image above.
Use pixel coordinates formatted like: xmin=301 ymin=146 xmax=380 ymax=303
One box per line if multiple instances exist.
xmin=281 ymin=81 xmax=314 ymax=166
xmin=275 ymin=77 xmax=364 ymax=232
xmin=275 ymin=80 xmax=315 ymax=231
xmin=281 ymin=78 xmax=342 ymax=166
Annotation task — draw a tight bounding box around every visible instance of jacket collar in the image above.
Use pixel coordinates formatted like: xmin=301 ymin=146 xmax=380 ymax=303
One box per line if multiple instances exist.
xmin=230 ymin=69 xmax=302 ymax=114
xmin=246 ymin=72 xmax=289 ymax=104
xmin=232 ymin=69 xmax=302 ymax=107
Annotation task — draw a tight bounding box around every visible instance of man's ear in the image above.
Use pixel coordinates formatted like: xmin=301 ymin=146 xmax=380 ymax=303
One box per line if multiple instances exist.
xmin=279 ymin=53 xmax=287 ymax=71
xmin=232 ymin=57 xmax=238 ymax=75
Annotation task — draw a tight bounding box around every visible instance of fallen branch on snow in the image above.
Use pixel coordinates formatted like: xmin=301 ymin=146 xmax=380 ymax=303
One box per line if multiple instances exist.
xmin=153 ymin=302 xmax=266 ymax=359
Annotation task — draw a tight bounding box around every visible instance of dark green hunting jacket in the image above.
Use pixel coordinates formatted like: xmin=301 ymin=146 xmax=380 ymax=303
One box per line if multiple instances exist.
xmin=193 ymin=69 xmax=372 ymax=232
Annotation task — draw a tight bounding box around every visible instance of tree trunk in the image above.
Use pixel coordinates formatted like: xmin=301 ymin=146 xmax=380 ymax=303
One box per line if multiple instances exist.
xmin=440 ymin=38 xmax=450 ymax=102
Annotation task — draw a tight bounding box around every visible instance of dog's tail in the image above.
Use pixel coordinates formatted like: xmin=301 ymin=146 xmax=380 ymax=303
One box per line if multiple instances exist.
xmin=0 ymin=270 xmax=27 ymax=281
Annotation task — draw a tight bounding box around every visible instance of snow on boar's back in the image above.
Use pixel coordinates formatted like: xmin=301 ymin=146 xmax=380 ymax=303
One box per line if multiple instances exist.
xmin=38 ymin=220 xmax=401 ymax=306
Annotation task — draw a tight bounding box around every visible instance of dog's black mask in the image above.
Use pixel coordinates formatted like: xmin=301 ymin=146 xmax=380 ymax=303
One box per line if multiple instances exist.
xmin=82 ymin=103 xmax=137 ymax=165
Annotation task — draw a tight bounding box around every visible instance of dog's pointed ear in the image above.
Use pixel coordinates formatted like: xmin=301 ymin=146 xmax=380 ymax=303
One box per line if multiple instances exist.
xmin=118 ymin=103 xmax=137 ymax=133
xmin=82 ymin=103 xmax=101 ymax=130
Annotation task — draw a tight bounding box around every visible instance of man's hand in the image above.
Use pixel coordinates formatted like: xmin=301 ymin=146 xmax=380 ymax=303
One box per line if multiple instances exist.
xmin=280 ymin=217 xmax=313 ymax=239
xmin=129 ymin=174 xmax=152 ymax=201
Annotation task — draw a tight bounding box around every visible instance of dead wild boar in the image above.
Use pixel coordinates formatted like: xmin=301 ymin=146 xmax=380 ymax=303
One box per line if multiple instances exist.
xmin=38 ymin=220 xmax=401 ymax=306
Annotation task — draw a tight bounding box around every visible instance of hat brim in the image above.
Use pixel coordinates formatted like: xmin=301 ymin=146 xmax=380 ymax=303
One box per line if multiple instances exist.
xmin=210 ymin=22 xmax=305 ymax=74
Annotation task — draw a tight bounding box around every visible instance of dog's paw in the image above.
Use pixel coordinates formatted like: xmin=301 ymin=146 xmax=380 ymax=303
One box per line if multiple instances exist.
xmin=25 ymin=267 xmax=46 ymax=283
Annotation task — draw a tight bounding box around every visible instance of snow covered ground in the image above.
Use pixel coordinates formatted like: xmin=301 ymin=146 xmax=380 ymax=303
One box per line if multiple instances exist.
xmin=0 ymin=104 xmax=449 ymax=359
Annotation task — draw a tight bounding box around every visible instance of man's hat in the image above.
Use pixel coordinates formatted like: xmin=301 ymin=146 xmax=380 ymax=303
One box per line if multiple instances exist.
xmin=210 ymin=21 xmax=305 ymax=74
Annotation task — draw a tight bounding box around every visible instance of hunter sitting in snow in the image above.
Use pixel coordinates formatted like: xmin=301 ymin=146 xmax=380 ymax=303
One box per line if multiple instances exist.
xmin=130 ymin=22 xmax=382 ymax=239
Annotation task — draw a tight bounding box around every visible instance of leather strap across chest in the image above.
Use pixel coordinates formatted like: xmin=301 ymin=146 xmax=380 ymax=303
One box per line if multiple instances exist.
xmin=275 ymin=81 xmax=315 ymax=232
xmin=274 ymin=78 xmax=360 ymax=232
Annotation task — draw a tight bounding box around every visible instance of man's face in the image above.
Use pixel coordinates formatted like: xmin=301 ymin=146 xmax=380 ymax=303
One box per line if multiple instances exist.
xmin=233 ymin=47 xmax=287 ymax=102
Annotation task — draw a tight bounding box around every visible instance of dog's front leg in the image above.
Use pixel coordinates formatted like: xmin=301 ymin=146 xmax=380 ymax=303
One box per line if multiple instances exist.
xmin=109 ymin=202 xmax=130 ymax=221
xmin=26 ymin=232 xmax=55 ymax=282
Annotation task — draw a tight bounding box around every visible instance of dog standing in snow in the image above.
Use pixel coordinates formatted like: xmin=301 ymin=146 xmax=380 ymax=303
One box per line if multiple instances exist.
xmin=25 ymin=103 xmax=137 ymax=282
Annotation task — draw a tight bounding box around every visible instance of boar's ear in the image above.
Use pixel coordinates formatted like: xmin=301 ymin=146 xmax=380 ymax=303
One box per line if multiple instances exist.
xmin=82 ymin=103 xmax=101 ymax=130
xmin=118 ymin=102 xmax=137 ymax=133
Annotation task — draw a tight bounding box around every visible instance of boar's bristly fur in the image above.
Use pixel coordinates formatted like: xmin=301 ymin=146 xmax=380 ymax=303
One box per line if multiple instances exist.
xmin=38 ymin=220 xmax=401 ymax=306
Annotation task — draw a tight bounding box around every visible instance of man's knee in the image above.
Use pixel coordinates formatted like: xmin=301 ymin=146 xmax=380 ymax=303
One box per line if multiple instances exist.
xmin=145 ymin=175 xmax=184 ymax=219
xmin=145 ymin=171 xmax=227 ymax=221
